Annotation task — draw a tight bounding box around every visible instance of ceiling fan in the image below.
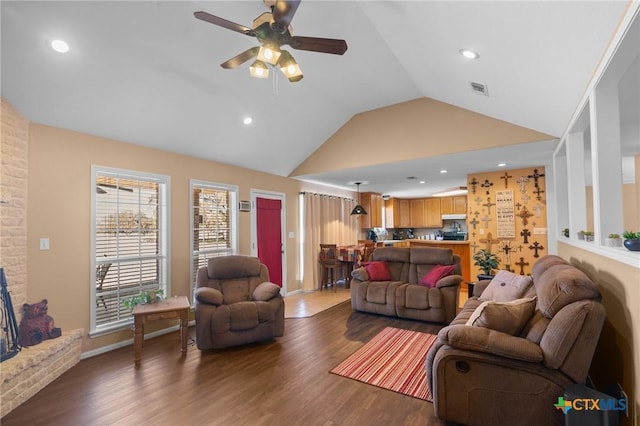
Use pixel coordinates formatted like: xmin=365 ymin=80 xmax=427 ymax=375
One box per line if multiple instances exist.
xmin=194 ymin=0 xmax=348 ymax=82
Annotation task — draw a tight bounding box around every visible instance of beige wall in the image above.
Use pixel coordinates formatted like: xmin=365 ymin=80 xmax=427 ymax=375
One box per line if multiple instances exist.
xmin=558 ymin=243 xmax=640 ymax=425
xmin=291 ymin=97 xmax=554 ymax=177
xmin=26 ymin=123 xmax=316 ymax=353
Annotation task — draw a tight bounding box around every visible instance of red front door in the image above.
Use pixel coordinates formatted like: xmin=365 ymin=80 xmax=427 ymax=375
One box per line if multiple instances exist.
xmin=256 ymin=197 xmax=283 ymax=286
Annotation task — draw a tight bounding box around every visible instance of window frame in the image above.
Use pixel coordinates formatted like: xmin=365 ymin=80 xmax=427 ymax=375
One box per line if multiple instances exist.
xmin=189 ymin=179 xmax=238 ymax=301
xmin=90 ymin=165 xmax=171 ymax=336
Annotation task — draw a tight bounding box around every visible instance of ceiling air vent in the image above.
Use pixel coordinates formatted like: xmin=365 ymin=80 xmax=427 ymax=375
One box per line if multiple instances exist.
xmin=470 ymin=82 xmax=489 ymax=96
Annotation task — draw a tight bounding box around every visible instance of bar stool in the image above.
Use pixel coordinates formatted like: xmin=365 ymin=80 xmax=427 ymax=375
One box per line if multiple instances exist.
xmin=318 ymin=244 xmax=345 ymax=291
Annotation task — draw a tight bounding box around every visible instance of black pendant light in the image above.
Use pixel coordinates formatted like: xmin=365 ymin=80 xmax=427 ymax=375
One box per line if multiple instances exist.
xmin=351 ymin=182 xmax=367 ymax=215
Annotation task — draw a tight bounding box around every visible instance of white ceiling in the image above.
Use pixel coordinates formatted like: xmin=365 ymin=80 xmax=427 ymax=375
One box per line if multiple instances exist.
xmin=1 ymin=1 xmax=636 ymax=197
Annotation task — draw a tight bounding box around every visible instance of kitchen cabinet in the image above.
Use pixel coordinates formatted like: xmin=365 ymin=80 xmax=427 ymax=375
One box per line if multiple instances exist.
xmin=399 ymin=199 xmax=411 ymax=227
xmin=410 ymin=198 xmax=442 ymax=228
xmin=386 ymin=198 xmax=411 ymax=228
xmin=424 ymin=198 xmax=443 ymax=227
xmin=359 ymin=192 xmax=383 ymax=229
xmin=409 ymin=199 xmax=426 ymax=227
xmin=441 ymin=196 xmax=467 ymax=214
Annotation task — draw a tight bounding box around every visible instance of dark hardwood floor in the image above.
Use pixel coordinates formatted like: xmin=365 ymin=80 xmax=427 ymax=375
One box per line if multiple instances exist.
xmin=2 ymin=301 xmax=447 ymax=426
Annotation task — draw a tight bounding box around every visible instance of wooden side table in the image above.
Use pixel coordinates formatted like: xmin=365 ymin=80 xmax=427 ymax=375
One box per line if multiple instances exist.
xmin=132 ymin=295 xmax=190 ymax=366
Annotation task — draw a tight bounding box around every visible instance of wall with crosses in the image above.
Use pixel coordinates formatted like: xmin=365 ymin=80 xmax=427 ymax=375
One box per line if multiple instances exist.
xmin=467 ymin=166 xmax=547 ymax=276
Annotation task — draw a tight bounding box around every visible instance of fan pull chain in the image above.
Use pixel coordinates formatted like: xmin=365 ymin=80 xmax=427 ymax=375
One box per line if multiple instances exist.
xmin=272 ymin=66 xmax=279 ymax=96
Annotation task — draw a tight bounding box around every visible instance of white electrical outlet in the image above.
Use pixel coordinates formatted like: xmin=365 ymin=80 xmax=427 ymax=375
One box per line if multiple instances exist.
xmin=288 ymin=231 xmax=295 ymax=239
xmin=479 ymin=229 xmax=485 ymax=235
xmin=39 ymin=238 xmax=50 ymax=250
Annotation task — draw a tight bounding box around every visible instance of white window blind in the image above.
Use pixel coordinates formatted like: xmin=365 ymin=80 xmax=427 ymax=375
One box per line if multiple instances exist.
xmin=190 ymin=180 xmax=238 ymax=298
xmin=91 ymin=167 xmax=169 ymax=333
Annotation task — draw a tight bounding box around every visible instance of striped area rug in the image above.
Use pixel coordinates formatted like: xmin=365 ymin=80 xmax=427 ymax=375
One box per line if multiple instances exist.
xmin=330 ymin=327 xmax=437 ymax=401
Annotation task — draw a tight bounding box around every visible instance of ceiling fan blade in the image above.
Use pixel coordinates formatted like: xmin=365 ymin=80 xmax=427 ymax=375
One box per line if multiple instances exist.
xmin=221 ymin=47 xmax=260 ymax=69
xmin=273 ymin=0 xmax=301 ymax=29
xmin=194 ymin=11 xmax=256 ymax=37
xmin=289 ymin=36 xmax=348 ymax=55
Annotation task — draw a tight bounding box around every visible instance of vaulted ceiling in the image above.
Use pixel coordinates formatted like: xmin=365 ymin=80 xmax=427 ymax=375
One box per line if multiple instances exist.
xmin=1 ymin=1 xmax=635 ymax=197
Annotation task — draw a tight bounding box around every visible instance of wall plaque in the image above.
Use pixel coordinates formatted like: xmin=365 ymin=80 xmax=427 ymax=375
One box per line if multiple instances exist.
xmin=496 ymin=190 xmax=515 ymax=238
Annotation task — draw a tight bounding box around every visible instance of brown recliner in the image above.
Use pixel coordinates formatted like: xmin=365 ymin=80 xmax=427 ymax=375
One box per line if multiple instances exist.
xmin=194 ymin=255 xmax=284 ymax=350
xmin=425 ymin=255 xmax=606 ymax=425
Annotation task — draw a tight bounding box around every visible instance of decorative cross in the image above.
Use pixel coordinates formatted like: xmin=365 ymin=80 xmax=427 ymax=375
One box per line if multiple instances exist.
xmin=479 ymin=232 xmax=500 ymax=252
xmin=468 ymin=177 xmax=479 ymax=194
xmin=481 ymin=215 xmax=491 ymax=228
xmin=533 ymin=203 xmax=543 ymax=217
xmin=520 ymin=228 xmax=531 ymax=244
xmin=500 ymin=171 xmax=513 ymax=188
xmin=469 ymin=217 xmax=480 ymax=230
xmin=500 ymin=241 xmax=514 ymax=264
xmin=480 ymin=179 xmax=494 ymax=195
xmin=517 ymin=176 xmax=530 ymax=194
xmin=527 ymin=168 xmax=546 ymax=188
xmin=482 ymin=197 xmax=496 ymax=215
xmin=472 ymin=210 xmax=480 ymax=218
xmin=503 ymin=264 xmax=515 ymax=273
xmin=470 ymin=241 xmax=479 ymax=253
xmin=474 ymin=196 xmax=483 ymax=206
xmin=521 ymin=194 xmax=531 ymax=205
xmin=516 ymin=206 xmax=534 ymax=226
xmin=533 ymin=186 xmax=545 ymax=201
xmin=515 ymin=257 xmax=530 ymax=275
xmin=515 ymin=202 xmax=522 ymax=211
xmin=528 ymin=241 xmax=545 ymax=258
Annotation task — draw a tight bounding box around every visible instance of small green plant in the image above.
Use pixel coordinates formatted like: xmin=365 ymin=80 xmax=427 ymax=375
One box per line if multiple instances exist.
xmin=623 ymin=231 xmax=640 ymax=240
xmin=473 ymin=249 xmax=500 ymax=276
xmin=607 ymin=233 xmax=620 ymax=239
xmin=562 ymin=228 xmax=570 ymax=238
xmin=122 ymin=289 xmax=164 ymax=310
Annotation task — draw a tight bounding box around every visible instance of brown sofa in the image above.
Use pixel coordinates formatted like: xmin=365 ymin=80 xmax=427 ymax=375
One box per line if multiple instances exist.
xmin=350 ymin=247 xmax=463 ymax=324
xmin=426 ymin=255 xmax=605 ymax=425
xmin=195 ymin=255 xmax=284 ymax=349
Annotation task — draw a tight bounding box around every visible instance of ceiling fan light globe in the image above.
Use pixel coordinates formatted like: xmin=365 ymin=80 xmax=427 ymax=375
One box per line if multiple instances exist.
xmin=249 ymin=60 xmax=269 ymax=79
xmin=257 ymin=45 xmax=281 ymax=66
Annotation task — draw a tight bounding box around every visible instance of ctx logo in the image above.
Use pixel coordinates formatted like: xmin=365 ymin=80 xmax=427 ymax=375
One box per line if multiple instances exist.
xmin=554 ymin=396 xmax=627 ymax=414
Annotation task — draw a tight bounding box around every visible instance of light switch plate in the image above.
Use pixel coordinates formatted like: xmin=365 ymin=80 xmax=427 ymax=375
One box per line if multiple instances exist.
xmin=288 ymin=231 xmax=295 ymax=239
xmin=533 ymin=228 xmax=547 ymax=235
xmin=39 ymin=238 xmax=50 ymax=250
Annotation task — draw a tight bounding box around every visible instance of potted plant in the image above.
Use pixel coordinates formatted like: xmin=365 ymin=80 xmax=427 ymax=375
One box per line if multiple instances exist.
xmin=122 ymin=289 xmax=164 ymax=310
xmin=605 ymin=233 xmax=622 ymax=247
xmin=562 ymin=228 xmax=570 ymax=238
xmin=473 ymin=249 xmax=500 ymax=280
xmin=623 ymin=231 xmax=640 ymax=251
xmin=582 ymin=231 xmax=594 ymax=242
xmin=577 ymin=230 xmax=585 ymax=240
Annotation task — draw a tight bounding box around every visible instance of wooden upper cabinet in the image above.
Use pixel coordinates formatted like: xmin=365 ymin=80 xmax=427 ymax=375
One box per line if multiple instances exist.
xmin=424 ymin=198 xmax=442 ymax=227
xmin=399 ymin=199 xmax=411 ymax=227
xmin=360 ymin=192 xmax=383 ymax=229
xmin=409 ymin=199 xmax=426 ymax=227
xmin=440 ymin=196 xmax=467 ymax=214
xmin=386 ymin=198 xmax=411 ymax=228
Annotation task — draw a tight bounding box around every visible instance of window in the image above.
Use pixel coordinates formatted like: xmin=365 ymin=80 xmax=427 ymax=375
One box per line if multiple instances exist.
xmin=190 ymin=180 xmax=238 ymax=298
xmin=91 ymin=166 xmax=169 ymax=334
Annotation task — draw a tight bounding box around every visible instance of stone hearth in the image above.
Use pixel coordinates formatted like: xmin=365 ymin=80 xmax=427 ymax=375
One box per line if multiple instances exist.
xmin=1 ymin=329 xmax=83 ymax=418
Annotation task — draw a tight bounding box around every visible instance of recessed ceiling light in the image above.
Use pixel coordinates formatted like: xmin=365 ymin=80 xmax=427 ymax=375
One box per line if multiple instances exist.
xmin=498 ymin=163 xmax=507 ymax=167
xmin=440 ymin=169 xmax=447 ymax=174
xmin=459 ymin=49 xmax=479 ymax=59
xmin=50 ymin=39 xmax=69 ymax=53
xmin=243 ymin=116 xmax=253 ymax=125
xmin=419 ymin=180 xmax=425 ymax=184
